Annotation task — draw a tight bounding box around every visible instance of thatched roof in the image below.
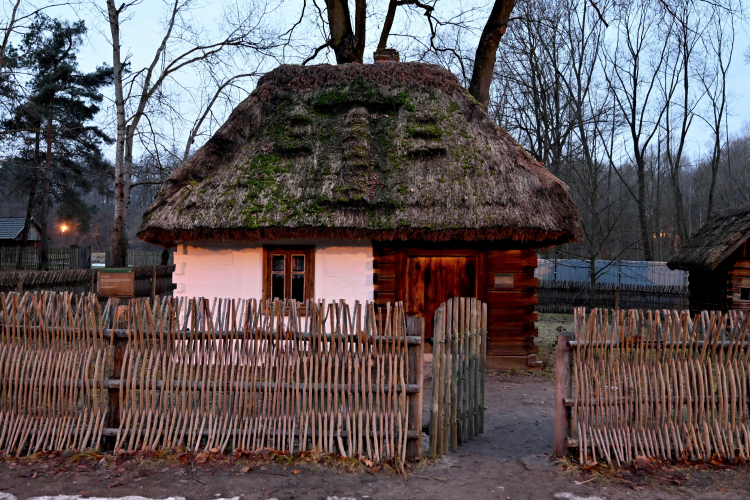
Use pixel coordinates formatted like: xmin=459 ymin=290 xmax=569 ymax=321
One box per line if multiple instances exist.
xmin=138 ymin=63 xmax=581 ymax=247
xmin=668 ymin=205 xmax=750 ymax=271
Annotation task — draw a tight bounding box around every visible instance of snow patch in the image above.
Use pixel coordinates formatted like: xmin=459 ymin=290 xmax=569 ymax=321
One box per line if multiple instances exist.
xmin=555 ymin=493 xmax=606 ymax=500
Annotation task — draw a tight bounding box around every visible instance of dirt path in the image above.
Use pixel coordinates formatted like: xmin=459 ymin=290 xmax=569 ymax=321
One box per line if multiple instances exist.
xmin=1 ymin=373 xmax=748 ymax=500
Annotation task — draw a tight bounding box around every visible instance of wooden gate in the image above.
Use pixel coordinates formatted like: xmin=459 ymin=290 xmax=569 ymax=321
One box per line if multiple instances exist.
xmin=429 ymin=297 xmax=487 ymax=457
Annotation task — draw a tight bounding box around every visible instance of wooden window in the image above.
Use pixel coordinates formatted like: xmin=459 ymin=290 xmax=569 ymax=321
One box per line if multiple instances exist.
xmin=263 ymin=246 xmax=314 ymax=303
xmin=742 ymin=288 xmax=750 ymax=301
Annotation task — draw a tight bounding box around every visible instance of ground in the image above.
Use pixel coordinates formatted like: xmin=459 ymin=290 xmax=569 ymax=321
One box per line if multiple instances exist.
xmin=1 ymin=314 xmax=748 ymax=500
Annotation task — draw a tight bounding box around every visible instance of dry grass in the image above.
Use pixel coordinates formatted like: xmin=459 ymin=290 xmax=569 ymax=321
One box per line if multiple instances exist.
xmin=526 ymin=312 xmax=574 ymax=378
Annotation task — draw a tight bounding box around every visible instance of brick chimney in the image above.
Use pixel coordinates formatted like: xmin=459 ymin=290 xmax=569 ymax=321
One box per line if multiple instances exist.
xmin=374 ymin=48 xmax=400 ymax=63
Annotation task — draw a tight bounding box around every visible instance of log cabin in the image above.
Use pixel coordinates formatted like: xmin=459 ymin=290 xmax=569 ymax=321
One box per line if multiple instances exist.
xmin=668 ymin=205 xmax=750 ymax=313
xmin=137 ymin=62 xmax=581 ymax=370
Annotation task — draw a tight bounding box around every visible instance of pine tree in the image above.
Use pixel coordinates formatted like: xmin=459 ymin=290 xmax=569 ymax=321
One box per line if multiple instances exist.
xmin=2 ymin=14 xmax=113 ymax=269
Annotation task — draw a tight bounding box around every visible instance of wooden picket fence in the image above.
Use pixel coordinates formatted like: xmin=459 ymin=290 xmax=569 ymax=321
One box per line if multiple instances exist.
xmin=538 ymin=280 xmax=689 ymax=312
xmin=0 ymin=266 xmax=176 ymax=297
xmin=0 ymin=292 xmax=425 ymax=461
xmin=554 ymin=307 xmax=750 ymax=466
xmin=429 ymin=297 xmax=487 ymax=457
xmin=0 ymin=246 xmax=92 ymax=271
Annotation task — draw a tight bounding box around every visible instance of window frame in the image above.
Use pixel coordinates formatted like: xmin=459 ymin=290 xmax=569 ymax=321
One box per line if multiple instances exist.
xmin=262 ymin=245 xmax=315 ymax=304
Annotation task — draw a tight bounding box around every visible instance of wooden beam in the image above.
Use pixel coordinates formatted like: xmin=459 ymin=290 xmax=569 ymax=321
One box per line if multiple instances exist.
xmin=553 ymin=332 xmax=572 ymax=458
xmin=406 ymin=315 xmax=425 ymax=460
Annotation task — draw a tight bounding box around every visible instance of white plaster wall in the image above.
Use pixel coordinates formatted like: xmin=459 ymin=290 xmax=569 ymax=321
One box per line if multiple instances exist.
xmin=172 ymin=243 xmax=263 ymax=300
xmin=172 ymin=239 xmax=374 ymax=304
xmin=314 ymin=240 xmax=374 ymax=303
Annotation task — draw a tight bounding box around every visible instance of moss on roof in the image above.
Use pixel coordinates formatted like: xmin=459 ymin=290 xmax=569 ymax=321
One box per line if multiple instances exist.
xmin=138 ymin=63 xmax=581 ymax=247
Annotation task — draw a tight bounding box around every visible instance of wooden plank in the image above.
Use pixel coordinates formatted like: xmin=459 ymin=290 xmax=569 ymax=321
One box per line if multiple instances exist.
xmin=487 ymin=275 xmax=538 ymax=290
xmin=429 ymin=305 xmax=445 ymax=457
xmin=98 ymin=270 xmax=135 ymax=297
xmin=487 ymin=325 xmax=538 ymax=338
xmin=373 ymin=254 xmax=396 ymax=265
xmin=485 ymin=355 xmax=533 ymax=370
xmin=486 ymin=343 xmax=537 ymax=357
xmin=374 ymin=277 xmax=396 ymax=293
xmin=488 ymin=308 xmax=538 ymax=322
xmin=406 ymin=316 xmax=424 ymax=460
xmin=553 ymin=333 xmax=572 ymax=457
xmin=374 ymin=291 xmax=395 ymax=303
xmin=487 ymin=290 xmax=539 ymax=308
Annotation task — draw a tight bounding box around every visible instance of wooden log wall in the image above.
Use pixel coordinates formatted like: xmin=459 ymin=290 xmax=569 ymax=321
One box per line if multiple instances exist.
xmin=485 ymin=249 xmax=538 ymax=363
xmin=429 ymin=297 xmax=486 ymax=458
xmin=0 ymin=292 xmax=423 ymax=462
xmin=729 ymin=241 xmax=750 ymax=310
xmin=373 ymin=245 xmax=539 ymax=367
xmin=555 ymin=307 xmax=750 ymax=466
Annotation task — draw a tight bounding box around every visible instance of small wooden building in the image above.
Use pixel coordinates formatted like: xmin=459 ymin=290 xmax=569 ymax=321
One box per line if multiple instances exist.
xmin=668 ymin=205 xmax=750 ymax=312
xmin=0 ymin=217 xmax=42 ymax=247
xmin=138 ymin=63 xmax=581 ymax=370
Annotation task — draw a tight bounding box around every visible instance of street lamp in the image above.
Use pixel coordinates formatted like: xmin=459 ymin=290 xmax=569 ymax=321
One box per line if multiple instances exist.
xmin=60 ymin=224 xmax=68 ymax=246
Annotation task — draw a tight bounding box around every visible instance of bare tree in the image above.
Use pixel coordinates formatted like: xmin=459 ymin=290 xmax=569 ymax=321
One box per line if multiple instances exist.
xmin=491 ymin=0 xmax=574 ymax=173
xmin=601 ymin=0 xmax=679 ymax=261
xmin=305 ymin=0 xmax=516 ymax=108
xmin=102 ymin=0 xmax=279 ymax=267
xmin=699 ymin=0 xmax=736 ymax=218
xmin=660 ymin=0 xmax=708 ymax=243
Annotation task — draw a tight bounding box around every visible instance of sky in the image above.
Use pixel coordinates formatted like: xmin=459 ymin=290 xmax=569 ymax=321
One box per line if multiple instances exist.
xmin=14 ymin=0 xmax=750 ymax=162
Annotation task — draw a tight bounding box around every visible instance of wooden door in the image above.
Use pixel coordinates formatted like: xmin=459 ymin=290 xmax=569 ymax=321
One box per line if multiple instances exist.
xmin=406 ymin=256 xmax=476 ymax=339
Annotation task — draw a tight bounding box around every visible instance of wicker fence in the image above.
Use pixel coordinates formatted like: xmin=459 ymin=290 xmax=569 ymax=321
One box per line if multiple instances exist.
xmin=554 ymin=307 xmax=750 ymax=466
xmin=429 ymin=297 xmax=486 ymax=458
xmin=538 ymin=280 xmax=689 ymax=313
xmin=0 ymin=292 xmax=425 ymax=461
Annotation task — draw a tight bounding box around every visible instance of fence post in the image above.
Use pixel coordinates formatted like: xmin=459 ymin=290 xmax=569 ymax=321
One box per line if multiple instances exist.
xmin=151 ymin=266 xmax=157 ymax=301
xmin=16 ymin=276 xmax=23 ymax=293
xmin=106 ymin=300 xmax=128 ymax=447
xmin=406 ymin=315 xmax=424 ymax=460
xmin=553 ymin=331 xmax=573 ymax=458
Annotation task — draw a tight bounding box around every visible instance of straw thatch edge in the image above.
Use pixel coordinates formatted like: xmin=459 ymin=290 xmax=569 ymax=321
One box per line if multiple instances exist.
xmin=667 ymin=204 xmax=750 ymax=271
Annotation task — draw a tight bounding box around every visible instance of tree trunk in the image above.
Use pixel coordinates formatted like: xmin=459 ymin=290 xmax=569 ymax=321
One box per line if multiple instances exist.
xmin=18 ymin=170 xmax=38 ymax=270
xmin=17 ymin=132 xmax=41 ymax=270
xmin=468 ymin=0 xmax=516 ymax=108
xmin=588 ymin=256 xmax=597 ymax=309
xmin=39 ymin=103 xmax=54 ymax=271
xmin=636 ymin=164 xmax=653 ymax=261
xmin=672 ymin=177 xmax=687 ymax=245
xmin=706 ymin=136 xmax=721 ymax=217
xmin=325 ymin=0 xmax=365 ymax=64
xmin=108 ymin=0 xmax=130 ymax=268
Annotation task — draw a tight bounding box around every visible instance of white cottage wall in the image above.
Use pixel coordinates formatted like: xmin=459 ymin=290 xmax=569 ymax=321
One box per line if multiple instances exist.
xmin=172 ymin=239 xmax=374 ymax=304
